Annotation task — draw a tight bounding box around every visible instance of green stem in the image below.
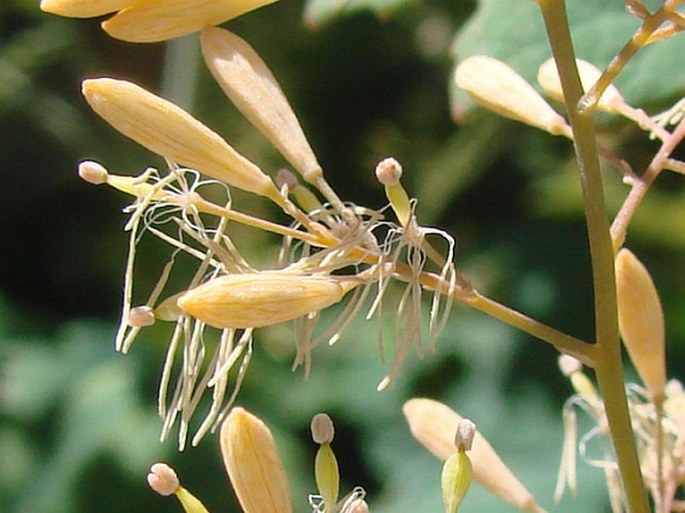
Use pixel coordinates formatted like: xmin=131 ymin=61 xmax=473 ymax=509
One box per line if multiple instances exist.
xmin=537 ymin=2 xmax=649 ymax=513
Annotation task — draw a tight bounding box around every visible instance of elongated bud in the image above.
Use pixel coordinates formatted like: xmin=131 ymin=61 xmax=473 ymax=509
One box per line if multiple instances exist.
xmin=615 ymin=248 xmax=666 ymax=402
xmin=147 ymin=463 xmax=211 ymax=513
xmin=40 ymin=0 xmax=131 ymax=18
xmin=78 ymin=160 xmax=109 ymax=184
xmin=201 ymin=26 xmax=322 ymax=185
xmin=177 ymin=272 xmax=358 ymax=330
xmin=537 ymin=58 xmax=626 ymax=114
xmin=312 ymin=413 xmax=340 ymax=513
xmin=375 ymin=157 xmax=411 ymax=226
xmin=81 ymin=78 xmax=280 ymax=201
xmin=403 ymin=398 xmax=547 ymax=513
xmin=102 ymin=0 xmax=281 ymax=43
xmin=221 ymin=407 xmax=293 ymax=513
xmin=276 ymin=169 xmax=323 ymax=213
xmin=455 ymin=55 xmax=571 ymax=138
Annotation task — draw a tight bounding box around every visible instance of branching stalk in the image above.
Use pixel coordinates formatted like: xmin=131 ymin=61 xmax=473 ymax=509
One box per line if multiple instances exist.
xmin=538 ymin=1 xmax=650 ymax=512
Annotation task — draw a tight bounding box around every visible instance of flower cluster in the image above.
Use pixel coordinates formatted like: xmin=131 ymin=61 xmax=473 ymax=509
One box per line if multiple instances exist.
xmin=70 ymin=22 xmax=463 ymax=448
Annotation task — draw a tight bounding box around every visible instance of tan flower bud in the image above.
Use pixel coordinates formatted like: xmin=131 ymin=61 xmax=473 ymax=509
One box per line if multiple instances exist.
xmin=455 ymin=55 xmax=571 ymax=138
xmin=82 ymin=78 xmax=279 ymax=200
xmin=221 ymin=407 xmax=293 ymax=513
xmin=40 ymin=0 xmax=131 ymax=18
xmin=177 ymin=272 xmax=357 ymax=329
xmin=615 ymin=248 xmax=666 ymax=402
xmin=403 ymin=398 xmax=547 ymax=513
xmin=201 ymin=26 xmax=322 ymax=184
xmin=102 ymin=0 xmax=281 ymax=43
xmin=537 ymin=58 xmax=625 ymax=114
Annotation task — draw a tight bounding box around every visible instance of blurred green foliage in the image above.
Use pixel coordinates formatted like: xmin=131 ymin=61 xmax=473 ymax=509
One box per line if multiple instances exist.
xmin=1 ymin=0 xmax=684 ymax=512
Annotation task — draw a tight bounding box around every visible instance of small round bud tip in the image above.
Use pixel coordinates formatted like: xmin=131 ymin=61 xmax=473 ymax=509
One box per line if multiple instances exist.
xmin=78 ymin=160 xmax=109 ymax=185
xmin=311 ymin=412 xmax=335 ymax=445
xmin=558 ymin=354 xmax=582 ymax=377
xmin=275 ymin=168 xmax=300 ymax=190
xmin=147 ymin=462 xmax=179 ymax=496
xmin=128 ymin=305 xmax=156 ymax=327
xmin=375 ymin=157 xmax=403 ymax=186
xmin=347 ymin=498 xmax=370 ymax=513
xmin=454 ymin=418 xmax=476 ymax=452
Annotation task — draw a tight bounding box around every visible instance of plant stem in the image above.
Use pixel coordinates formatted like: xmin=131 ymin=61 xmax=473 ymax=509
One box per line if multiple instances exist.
xmin=537 ymin=2 xmax=650 ymax=513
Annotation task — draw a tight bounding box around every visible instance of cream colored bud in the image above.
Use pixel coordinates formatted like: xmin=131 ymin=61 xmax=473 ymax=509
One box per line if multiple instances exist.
xmin=455 ymin=55 xmax=571 ymax=138
xmin=128 ymin=305 xmax=156 ymax=327
xmin=311 ymin=413 xmax=335 ymax=445
xmin=537 ymin=58 xmax=625 ymax=114
xmin=201 ymin=26 xmax=322 ymax=184
xmin=615 ymin=248 xmax=666 ymax=402
xmin=81 ymin=78 xmax=278 ymax=200
xmin=375 ymin=157 xmax=403 ymax=186
xmin=403 ymin=398 xmax=547 ymax=513
xmin=221 ymin=407 xmax=293 ymax=513
xmin=346 ymin=498 xmax=370 ymax=513
xmin=78 ymin=160 xmax=109 ymax=185
xmin=147 ymin=462 xmax=179 ymax=496
xmin=102 ymin=0 xmax=281 ymax=43
xmin=40 ymin=0 xmax=131 ymax=18
xmin=177 ymin=272 xmax=357 ymax=330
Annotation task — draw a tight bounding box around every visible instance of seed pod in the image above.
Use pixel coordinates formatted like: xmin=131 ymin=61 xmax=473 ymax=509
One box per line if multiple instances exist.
xmin=615 ymin=248 xmax=666 ymax=402
xmin=102 ymin=0 xmax=281 ymax=43
xmin=455 ymin=55 xmax=570 ymax=138
xmin=82 ymin=78 xmax=279 ymax=200
xmin=177 ymin=272 xmax=357 ymax=329
xmin=403 ymin=398 xmax=547 ymax=513
xmin=221 ymin=407 xmax=293 ymax=513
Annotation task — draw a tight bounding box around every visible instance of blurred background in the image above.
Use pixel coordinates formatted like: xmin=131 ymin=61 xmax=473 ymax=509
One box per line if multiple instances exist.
xmin=1 ymin=0 xmax=684 ymax=512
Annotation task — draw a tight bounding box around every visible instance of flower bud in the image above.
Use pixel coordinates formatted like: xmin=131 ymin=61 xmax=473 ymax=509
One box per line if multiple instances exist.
xmin=201 ymin=26 xmax=322 ymax=185
xmin=40 ymin=0 xmax=131 ymax=18
xmin=537 ymin=58 xmax=626 ymax=115
xmin=455 ymin=55 xmax=571 ymax=138
xmin=102 ymin=0 xmax=281 ymax=43
xmin=78 ymin=160 xmax=109 ymax=185
xmin=403 ymin=398 xmax=547 ymax=513
xmin=81 ymin=78 xmax=278 ymax=200
xmin=177 ymin=272 xmax=357 ymax=330
xmin=375 ymin=157 xmax=411 ymax=227
xmin=221 ymin=407 xmax=293 ymax=513
xmin=615 ymin=248 xmax=666 ymax=402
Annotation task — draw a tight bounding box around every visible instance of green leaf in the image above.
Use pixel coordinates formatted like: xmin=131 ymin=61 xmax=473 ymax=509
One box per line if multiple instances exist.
xmin=451 ymin=1 xmax=685 ymax=119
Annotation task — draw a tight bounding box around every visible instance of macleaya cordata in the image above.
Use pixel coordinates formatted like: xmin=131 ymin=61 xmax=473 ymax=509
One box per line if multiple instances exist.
xmin=77 ymin=26 xmax=461 ymax=449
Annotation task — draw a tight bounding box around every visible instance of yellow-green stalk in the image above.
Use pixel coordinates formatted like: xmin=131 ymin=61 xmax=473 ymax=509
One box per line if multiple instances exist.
xmin=311 ymin=413 xmax=340 ymax=513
